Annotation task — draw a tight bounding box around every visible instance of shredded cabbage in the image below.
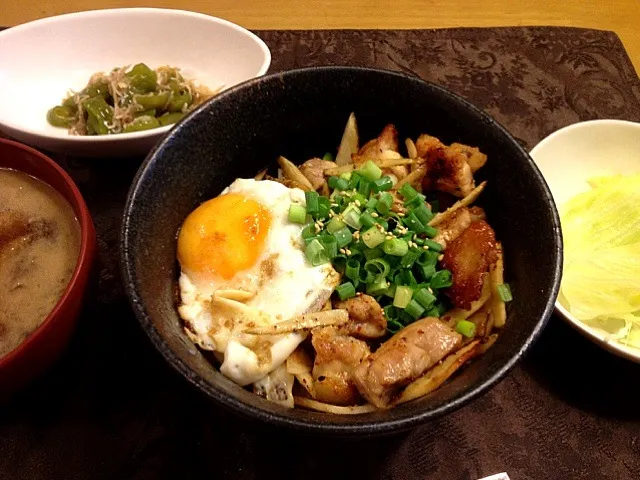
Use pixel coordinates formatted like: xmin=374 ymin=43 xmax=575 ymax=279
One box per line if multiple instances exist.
xmin=560 ymin=173 xmax=640 ymax=349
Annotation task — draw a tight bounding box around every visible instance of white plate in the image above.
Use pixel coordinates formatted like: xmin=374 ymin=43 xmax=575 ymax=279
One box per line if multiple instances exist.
xmin=530 ymin=119 xmax=640 ymax=362
xmin=0 ymin=8 xmax=271 ymax=158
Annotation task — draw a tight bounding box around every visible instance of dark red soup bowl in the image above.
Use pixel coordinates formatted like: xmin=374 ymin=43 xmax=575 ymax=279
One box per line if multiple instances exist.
xmin=0 ymin=138 xmax=96 ymax=397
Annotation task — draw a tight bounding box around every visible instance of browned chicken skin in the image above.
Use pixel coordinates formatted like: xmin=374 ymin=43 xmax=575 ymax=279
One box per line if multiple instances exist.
xmin=334 ymin=294 xmax=387 ymax=339
xmin=440 ymin=220 xmax=498 ymax=310
xmin=299 ymin=158 xmax=337 ymax=191
xmin=352 ymin=318 xmax=462 ymax=408
xmin=432 ymin=207 xmax=472 ymax=249
xmin=353 ymin=124 xmax=409 ymax=180
xmin=311 ymin=327 xmax=370 ymax=405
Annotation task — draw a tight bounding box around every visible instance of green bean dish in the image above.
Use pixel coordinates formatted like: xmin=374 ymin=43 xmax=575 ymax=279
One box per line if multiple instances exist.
xmin=47 ymin=63 xmax=218 ymax=135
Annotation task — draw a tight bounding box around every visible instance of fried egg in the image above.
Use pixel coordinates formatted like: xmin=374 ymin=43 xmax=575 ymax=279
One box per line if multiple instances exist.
xmin=177 ymin=178 xmax=339 ymax=386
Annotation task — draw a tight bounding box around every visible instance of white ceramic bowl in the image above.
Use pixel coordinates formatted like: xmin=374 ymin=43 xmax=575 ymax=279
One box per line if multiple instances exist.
xmin=530 ymin=119 xmax=640 ymax=362
xmin=0 ymin=8 xmax=271 ymax=158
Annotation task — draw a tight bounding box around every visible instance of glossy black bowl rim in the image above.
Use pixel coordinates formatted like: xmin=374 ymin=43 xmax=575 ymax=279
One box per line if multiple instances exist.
xmin=121 ymin=66 xmax=563 ymax=435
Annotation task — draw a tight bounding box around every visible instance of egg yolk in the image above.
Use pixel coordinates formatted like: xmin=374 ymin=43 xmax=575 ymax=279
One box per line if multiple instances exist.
xmin=177 ymin=193 xmax=272 ymax=280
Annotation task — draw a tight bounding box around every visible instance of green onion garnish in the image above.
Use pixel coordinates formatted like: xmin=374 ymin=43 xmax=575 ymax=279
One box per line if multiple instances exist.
xmin=414 ymin=288 xmax=436 ymax=309
xmin=336 ymin=282 xmax=356 ymax=300
xmin=423 ymin=239 xmax=444 ymax=252
xmin=358 ymin=178 xmax=372 ymax=196
xmin=398 ymin=182 xmax=418 ymax=200
xmin=393 ymin=285 xmax=413 ymax=308
xmin=320 ymin=235 xmax=338 ymax=258
xmin=367 ymin=276 xmax=389 ymax=296
xmin=376 ymin=192 xmax=393 ymax=215
xmin=403 ymin=212 xmax=426 ymax=233
xmin=317 ymin=196 xmax=331 ymax=219
xmin=383 ymin=238 xmax=409 ymax=257
xmin=360 ymin=211 xmax=377 ymax=229
xmin=362 ymin=226 xmax=386 ymax=248
xmin=323 ymin=152 xmax=335 ymax=161
xmin=333 ymin=227 xmax=352 ymax=248
xmin=305 ymin=191 xmax=319 ymax=216
xmin=405 ymin=299 xmax=425 ymax=320
xmin=342 ymin=204 xmax=362 ymax=229
xmin=305 ymin=238 xmax=329 ymax=266
xmin=364 ymin=258 xmax=390 ymax=280
xmin=497 ymin=283 xmax=513 ymax=302
xmin=339 ymin=171 xmax=352 ymax=181
xmin=359 ymin=160 xmax=383 ymax=181
xmin=412 ymin=202 xmax=433 ymax=225
xmin=430 ymin=270 xmax=453 ymax=289
xmin=345 ymin=259 xmax=360 ymax=281
xmin=455 ymin=319 xmax=477 ymax=338
xmin=326 ymin=216 xmax=346 ymax=234
xmin=328 ymin=176 xmax=349 ymax=191
xmin=349 ymin=172 xmax=361 ymax=189
xmin=373 ymin=176 xmax=393 ymax=192
xmin=288 ymin=204 xmax=307 ymax=224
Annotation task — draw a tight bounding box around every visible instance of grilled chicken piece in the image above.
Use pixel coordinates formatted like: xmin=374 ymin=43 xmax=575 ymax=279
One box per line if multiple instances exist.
xmin=422 ymin=145 xmax=476 ymax=197
xmin=440 ymin=220 xmax=498 ymax=310
xmin=415 ymin=135 xmax=487 ymax=174
xmin=311 ymin=327 xmax=370 ymax=405
xmin=354 ymin=124 xmax=409 ymax=180
xmin=299 ymin=158 xmax=337 ymax=191
xmin=334 ymin=294 xmax=387 ymax=339
xmin=448 ymin=143 xmax=487 ymax=173
xmin=432 ymin=207 xmax=472 ymax=249
xmin=353 ymin=317 xmax=462 ymax=408
xmin=469 ymin=206 xmax=486 ymax=221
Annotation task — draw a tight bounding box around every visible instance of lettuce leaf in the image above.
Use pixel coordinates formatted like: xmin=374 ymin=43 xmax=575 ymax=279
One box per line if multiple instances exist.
xmin=560 ymin=173 xmax=640 ymax=348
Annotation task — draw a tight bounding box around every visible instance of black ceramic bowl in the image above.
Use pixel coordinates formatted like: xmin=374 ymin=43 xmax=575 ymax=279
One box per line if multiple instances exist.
xmin=121 ymin=66 xmax=562 ymax=435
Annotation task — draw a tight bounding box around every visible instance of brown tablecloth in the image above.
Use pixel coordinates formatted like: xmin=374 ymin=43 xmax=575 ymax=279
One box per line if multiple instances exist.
xmin=1 ymin=27 xmax=640 ymax=480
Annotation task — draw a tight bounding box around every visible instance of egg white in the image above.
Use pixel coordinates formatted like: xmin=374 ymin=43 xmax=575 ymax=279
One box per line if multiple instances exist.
xmin=178 ymin=178 xmax=340 ymax=386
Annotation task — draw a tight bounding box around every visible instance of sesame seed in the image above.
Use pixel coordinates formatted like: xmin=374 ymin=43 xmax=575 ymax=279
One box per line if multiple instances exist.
xmin=413 ymin=234 xmax=417 ymax=240
xmin=428 ymin=287 xmax=433 ymax=294
xmin=438 ymin=254 xmax=444 ymax=261
xmin=386 ymin=235 xmax=393 ymax=240
xmin=346 ymin=249 xmax=352 ymax=255
xmin=340 ymin=248 xmax=346 ymax=254
xmin=423 ymin=245 xmax=429 ymax=250
xmin=397 ymin=212 xmax=405 ymax=217
xmin=371 ymin=212 xmax=379 ymax=218
xmin=331 ymin=203 xmax=339 ymax=207
xmin=355 ymin=200 xmax=361 ymax=207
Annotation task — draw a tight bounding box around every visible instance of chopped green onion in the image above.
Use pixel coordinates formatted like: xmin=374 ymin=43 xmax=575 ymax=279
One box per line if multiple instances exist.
xmin=359 ymin=160 xmax=382 ymax=181
xmin=333 ymin=254 xmax=348 ymax=274
xmin=364 ymin=246 xmax=384 ymax=260
xmin=404 ymin=299 xmax=426 ymax=320
xmin=404 ymin=194 xmax=426 ymax=209
xmin=497 ymin=283 xmax=513 ymax=302
xmin=387 ymin=318 xmax=404 ymax=334
xmin=360 ymin=211 xmax=377 ymax=229
xmin=358 ymin=178 xmax=372 ymax=196
xmin=398 ymin=182 xmax=419 ymax=201
xmin=317 ymin=197 xmax=330 ymax=219
xmin=328 ymin=176 xmax=341 ymax=189
xmin=339 ymin=171 xmax=352 ymax=181
xmin=301 ymin=223 xmax=316 ymax=240
xmin=418 ymin=250 xmax=439 ymax=266
xmin=305 ymin=238 xmax=329 ymax=266
xmin=348 ymin=172 xmax=361 ymax=189
xmin=328 ymin=176 xmax=349 ymax=191
xmin=384 ymin=283 xmax=397 ymax=298
xmin=423 ymin=224 xmax=438 ymax=238
xmin=345 ymin=259 xmax=360 ymax=281
xmin=376 ymin=218 xmax=389 ymax=231
xmin=376 ymin=192 xmax=393 ymax=215
xmin=423 ymin=239 xmax=444 ymax=252
xmin=366 ymin=197 xmax=378 ymax=210
xmin=367 ymin=276 xmax=389 ymax=296
xmin=320 ymin=235 xmax=338 ymax=258
xmin=430 ymin=270 xmax=453 ymax=289
xmin=336 ymin=282 xmax=356 ymax=300
xmin=305 ymin=191 xmax=319 ymax=216
xmin=383 ymin=238 xmax=409 ymax=257
xmin=352 ymin=193 xmax=368 ymax=206
xmin=364 ymin=258 xmax=390 ymax=280
xmin=288 ymin=204 xmax=307 ymax=224
xmin=362 ymin=226 xmax=386 ymax=248
xmin=359 ymin=267 xmax=375 ymax=284
xmin=373 ymin=176 xmax=393 ymax=192
xmin=384 ymin=304 xmax=398 ymax=320
xmin=323 ymin=152 xmax=334 ymax=161
xmin=412 ymin=203 xmax=434 ymax=225
xmin=326 ymin=216 xmax=346 ymax=234
xmin=400 ymin=249 xmax=421 ymax=268
xmin=403 ymin=212 xmax=426 ymax=233
xmin=455 ymin=319 xmax=477 ymax=338
xmin=342 ymin=204 xmax=362 ymax=229
xmin=417 ymin=264 xmax=436 ymax=281
xmin=333 ymin=227 xmax=352 ymax=248
xmin=393 ymin=285 xmax=413 ymax=308
xmin=414 ymin=288 xmax=437 ymax=309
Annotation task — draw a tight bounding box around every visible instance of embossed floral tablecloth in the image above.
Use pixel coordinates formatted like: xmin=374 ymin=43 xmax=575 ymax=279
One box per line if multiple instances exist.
xmin=1 ymin=27 xmax=640 ymax=480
